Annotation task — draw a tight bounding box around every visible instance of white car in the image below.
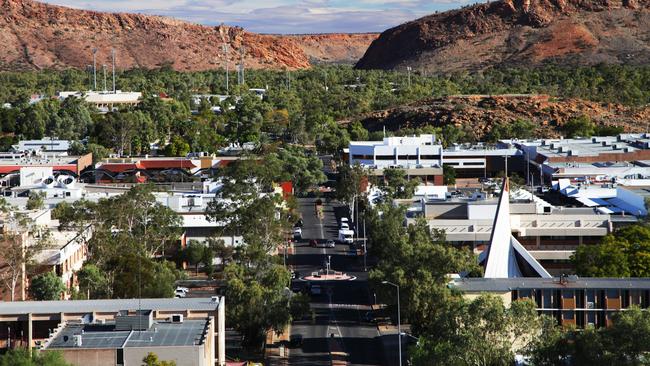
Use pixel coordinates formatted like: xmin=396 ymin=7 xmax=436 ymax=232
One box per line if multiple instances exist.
xmin=174 ymin=289 xmax=187 ymax=298
xmin=340 ymin=222 xmax=349 ymax=230
xmin=326 ymin=240 xmax=336 ymax=248
xmin=293 ymin=227 xmax=302 ymax=239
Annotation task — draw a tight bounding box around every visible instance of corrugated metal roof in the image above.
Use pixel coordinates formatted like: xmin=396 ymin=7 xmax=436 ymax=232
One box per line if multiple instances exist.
xmin=0 ymin=298 xmax=220 ymax=316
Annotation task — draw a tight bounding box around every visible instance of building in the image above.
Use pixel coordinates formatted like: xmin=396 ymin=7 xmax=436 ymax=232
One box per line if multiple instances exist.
xmin=480 ymin=179 xmax=551 ymax=279
xmin=93 ymin=156 xmax=239 ymax=183
xmin=451 ymin=277 xmax=650 ymax=328
xmin=442 ymin=142 xmax=521 ymax=178
xmin=12 ymin=139 xmax=71 ymax=156
xmin=407 ymin=184 xmax=626 ymax=275
xmin=348 ymin=135 xmax=444 ymax=184
xmin=0 ymin=154 xmax=93 ymax=184
xmin=57 ymin=91 xmax=142 ymax=112
xmin=0 ymin=297 xmax=226 ymax=366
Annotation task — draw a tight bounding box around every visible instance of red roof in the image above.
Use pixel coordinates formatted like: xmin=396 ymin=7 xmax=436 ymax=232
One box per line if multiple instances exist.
xmin=0 ymin=164 xmax=78 ymax=175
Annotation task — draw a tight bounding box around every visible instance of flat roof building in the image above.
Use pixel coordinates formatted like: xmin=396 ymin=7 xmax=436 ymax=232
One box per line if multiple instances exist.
xmin=450 ymin=277 xmax=650 ymax=328
xmin=0 ymin=297 xmax=226 ymax=366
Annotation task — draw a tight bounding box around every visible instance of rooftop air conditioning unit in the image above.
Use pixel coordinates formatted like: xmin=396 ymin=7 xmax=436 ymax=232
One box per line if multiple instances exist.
xmin=591 ymin=137 xmax=598 ymax=143
xmin=73 ymin=334 xmax=82 ymax=347
xmin=171 ymin=314 xmax=184 ymax=323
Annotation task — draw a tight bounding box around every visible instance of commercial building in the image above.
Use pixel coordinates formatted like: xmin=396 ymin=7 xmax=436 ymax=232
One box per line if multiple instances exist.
xmin=12 ymin=139 xmax=71 ymax=156
xmin=0 ymin=297 xmax=226 ymax=366
xmin=0 ymin=154 xmax=93 ymax=183
xmin=451 ymin=277 xmax=650 ymax=328
xmin=57 ymin=91 xmax=142 ymax=112
xmin=93 ymin=156 xmax=239 ymax=183
xmin=406 ymin=183 xmax=625 ymax=275
xmin=348 ymin=135 xmax=524 ymax=182
xmin=348 ymin=135 xmax=443 ymax=184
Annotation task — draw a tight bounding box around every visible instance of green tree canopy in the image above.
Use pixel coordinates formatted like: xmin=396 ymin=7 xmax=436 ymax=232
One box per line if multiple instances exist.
xmin=29 ymin=271 xmax=65 ymax=301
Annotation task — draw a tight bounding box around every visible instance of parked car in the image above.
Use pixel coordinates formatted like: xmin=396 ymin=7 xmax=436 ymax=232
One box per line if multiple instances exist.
xmin=174 ymin=289 xmax=187 ymax=298
xmin=340 ymin=222 xmax=349 ymax=230
xmin=326 ymin=239 xmax=335 ymax=248
xmin=309 ymin=239 xmax=318 ymax=247
xmin=295 ymin=218 xmax=304 ymax=228
xmin=293 ymin=227 xmax=302 ymax=240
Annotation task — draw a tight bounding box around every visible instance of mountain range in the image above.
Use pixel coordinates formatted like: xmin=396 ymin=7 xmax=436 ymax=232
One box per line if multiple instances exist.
xmin=0 ymin=0 xmax=376 ymax=71
xmin=356 ymin=0 xmax=650 ymax=72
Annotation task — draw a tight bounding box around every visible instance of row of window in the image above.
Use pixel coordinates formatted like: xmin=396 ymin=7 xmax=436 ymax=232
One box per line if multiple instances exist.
xmin=351 ymin=155 xmax=442 ymax=161
xmin=514 ymin=289 xmax=650 ymax=309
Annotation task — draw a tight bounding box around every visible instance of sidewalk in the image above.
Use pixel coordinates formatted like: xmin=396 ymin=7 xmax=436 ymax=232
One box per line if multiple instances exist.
xmin=376 ymin=324 xmax=410 ymax=366
xmin=265 ymin=325 xmax=291 ymax=366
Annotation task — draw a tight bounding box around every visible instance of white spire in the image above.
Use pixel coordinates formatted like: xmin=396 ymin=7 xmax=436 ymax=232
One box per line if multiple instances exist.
xmin=483 ymin=178 xmax=551 ymax=279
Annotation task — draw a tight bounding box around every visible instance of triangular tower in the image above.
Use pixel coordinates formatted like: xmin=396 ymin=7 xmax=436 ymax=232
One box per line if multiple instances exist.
xmin=482 ymin=178 xmax=551 ymax=278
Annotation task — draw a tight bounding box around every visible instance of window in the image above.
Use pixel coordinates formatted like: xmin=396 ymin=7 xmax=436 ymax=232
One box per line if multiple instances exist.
xmin=420 ymin=155 xmax=441 ymax=160
xmin=518 ymin=289 xmax=533 ymax=299
xmin=463 ymin=162 xmax=485 ymax=166
xmin=563 ymin=290 xmax=574 ymax=299
xmin=117 ymin=349 xmax=124 ymax=365
xmin=351 ymin=154 xmax=373 ymax=160
xmin=397 ymin=155 xmax=416 ymax=160
xmin=443 ymin=162 xmax=460 ymax=166
xmin=564 ymin=311 xmax=575 ymax=320
xmin=606 ymin=289 xmax=619 ymax=299
xmin=543 ymin=290 xmax=553 ymax=309
xmin=375 ymin=155 xmax=394 ymax=161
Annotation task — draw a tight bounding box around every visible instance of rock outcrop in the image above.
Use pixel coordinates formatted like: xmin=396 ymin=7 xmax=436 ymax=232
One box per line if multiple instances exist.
xmin=353 ymin=95 xmax=650 ymax=139
xmin=356 ymin=0 xmax=650 ymax=72
xmin=0 ymin=0 xmax=374 ymax=71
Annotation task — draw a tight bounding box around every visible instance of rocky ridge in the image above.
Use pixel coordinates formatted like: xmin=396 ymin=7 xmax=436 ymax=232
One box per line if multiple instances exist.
xmin=356 ymin=0 xmax=650 ymax=72
xmin=354 ymin=94 xmax=650 ymax=140
xmin=0 ymin=0 xmax=375 ymax=71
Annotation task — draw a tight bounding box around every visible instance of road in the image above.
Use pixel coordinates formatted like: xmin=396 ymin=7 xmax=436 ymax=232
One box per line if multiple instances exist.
xmin=286 ymin=197 xmax=381 ymax=366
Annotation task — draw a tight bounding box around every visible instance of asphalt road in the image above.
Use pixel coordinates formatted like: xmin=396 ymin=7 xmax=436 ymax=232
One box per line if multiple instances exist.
xmin=286 ymin=197 xmax=381 ymax=366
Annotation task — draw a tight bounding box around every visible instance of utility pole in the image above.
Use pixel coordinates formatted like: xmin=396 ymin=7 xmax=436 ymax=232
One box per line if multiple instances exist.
xmin=222 ymin=43 xmax=229 ymax=94
xmin=86 ymin=65 xmax=92 ymax=91
xmin=111 ymin=49 xmax=117 ymax=93
xmin=363 ymin=215 xmax=367 ymax=272
xmin=102 ymin=65 xmax=107 ymax=92
xmin=92 ymin=48 xmax=98 ymax=91
xmin=238 ymin=46 xmax=246 ymax=86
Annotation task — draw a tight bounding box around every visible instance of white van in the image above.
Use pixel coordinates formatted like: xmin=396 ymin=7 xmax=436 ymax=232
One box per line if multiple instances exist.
xmin=338 ymin=229 xmax=354 ymax=244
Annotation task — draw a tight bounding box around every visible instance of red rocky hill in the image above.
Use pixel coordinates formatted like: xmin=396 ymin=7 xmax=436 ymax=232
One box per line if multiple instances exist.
xmin=356 ymin=0 xmax=650 ymax=72
xmin=0 ymin=0 xmax=374 ymax=71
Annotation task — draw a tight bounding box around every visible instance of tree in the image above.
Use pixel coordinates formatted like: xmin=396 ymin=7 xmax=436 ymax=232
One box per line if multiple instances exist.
xmin=379 ymin=167 xmax=419 ymax=200
xmin=76 ymin=264 xmax=108 ymax=299
xmin=0 ymin=348 xmax=71 ymax=366
xmin=265 ymin=146 xmax=327 ymax=193
xmin=0 ymin=215 xmax=49 ymax=301
xmin=224 ymin=262 xmax=293 ymax=349
xmin=26 ymin=191 xmax=46 ymax=210
xmin=571 ymin=224 xmax=650 ymax=277
xmin=443 ymin=164 xmax=456 ymax=185
xmin=163 ymin=135 xmax=190 ymax=157
xmin=572 ymin=236 xmax=630 ymax=277
xmin=562 ymin=115 xmax=595 ymax=138
xmin=184 ymin=241 xmax=205 ymax=275
xmin=29 ymin=271 xmax=65 ymax=300
xmin=142 ymin=352 xmax=176 ymax=366
xmin=411 ymin=297 xmax=542 ymax=366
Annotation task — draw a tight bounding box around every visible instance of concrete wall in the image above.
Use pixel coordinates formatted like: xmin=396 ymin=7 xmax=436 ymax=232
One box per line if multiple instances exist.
xmin=125 ymin=346 xmax=205 ymax=366
xmin=53 ymin=348 xmax=116 ymax=366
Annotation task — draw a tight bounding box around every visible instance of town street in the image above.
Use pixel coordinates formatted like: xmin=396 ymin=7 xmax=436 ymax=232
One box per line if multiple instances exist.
xmin=286 ymin=197 xmax=381 ymax=366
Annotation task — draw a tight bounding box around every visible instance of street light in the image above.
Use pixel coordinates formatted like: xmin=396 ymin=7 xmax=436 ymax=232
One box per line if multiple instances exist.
xmin=382 ymin=281 xmax=402 ymax=366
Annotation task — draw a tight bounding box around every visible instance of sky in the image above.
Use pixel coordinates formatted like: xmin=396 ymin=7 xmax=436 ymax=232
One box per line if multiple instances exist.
xmin=38 ymin=0 xmax=481 ymax=34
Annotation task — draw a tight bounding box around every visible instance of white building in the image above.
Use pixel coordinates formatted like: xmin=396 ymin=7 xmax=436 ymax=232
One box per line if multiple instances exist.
xmin=349 ymin=134 xmax=443 ymax=169
xmin=13 ymin=138 xmax=71 ymax=156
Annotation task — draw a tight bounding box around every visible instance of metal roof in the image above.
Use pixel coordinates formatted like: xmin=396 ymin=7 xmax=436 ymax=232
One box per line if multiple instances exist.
xmin=451 ymin=278 xmax=650 ymax=292
xmin=47 ymin=320 xmax=208 ymax=349
xmin=0 ymin=298 xmax=220 ymax=316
